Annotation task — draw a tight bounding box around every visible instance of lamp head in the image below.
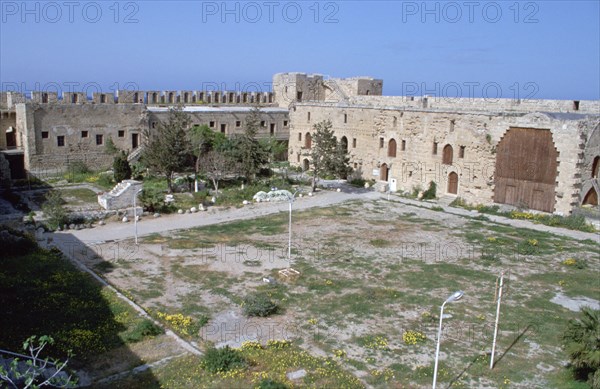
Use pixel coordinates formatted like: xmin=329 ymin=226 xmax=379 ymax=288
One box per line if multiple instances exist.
xmin=446 ymin=290 xmax=464 ymax=303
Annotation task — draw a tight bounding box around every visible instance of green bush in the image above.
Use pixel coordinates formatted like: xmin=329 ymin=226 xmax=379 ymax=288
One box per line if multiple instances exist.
xmin=258 ymin=378 xmax=289 ymax=389
xmin=113 ymin=152 xmax=132 ymax=183
xmin=201 ymin=346 xmax=247 ymax=373
xmin=562 ymin=307 xmax=600 ymax=386
xmin=123 ymin=319 xmax=163 ymax=343
xmin=422 ymin=181 xmax=437 ymax=200
xmin=42 ymin=190 xmax=68 ymax=230
xmin=0 ymin=226 xmax=36 ymax=256
xmin=349 ymin=178 xmax=366 ymax=187
xmin=243 ymin=292 xmax=279 ymax=317
xmin=68 ymin=161 xmax=90 ymax=175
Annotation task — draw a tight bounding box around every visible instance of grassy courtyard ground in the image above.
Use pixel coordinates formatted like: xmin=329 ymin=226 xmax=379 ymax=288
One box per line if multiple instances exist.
xmin=79 ymin=198 xmax=599 ymax=388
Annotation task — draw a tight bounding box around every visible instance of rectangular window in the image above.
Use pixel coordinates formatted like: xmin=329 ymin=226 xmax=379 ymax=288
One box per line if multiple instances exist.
xmin=261 ymin=121 xmax=266 ymax=127
xmin=307 ymin=112 xmax=311 ymax=122
xmin=118 ymin=130 xmax=125 ymax=137
xmin=401 ymin=140 xmax=406 ymax=151
xmin=41 ymin=131 xmax=49 ymax=139
xmin=459 ymin=146 xmax=465 ymax=158
xmin=283 ymin=120 xmax=288 ymax=127
xmin=379 ymin=137 xmax=384 ymax=148
xmin=270 ymin=123 xmax=275 ymax=135
xmin=450 ymin=119 xmax=455 ymax=132
xmin=432 ymin=142 xmax=438 ymax=155
xmin=57 ymin=136 xmax=65 ymax=147
xmin=236 ymin=121 xmax=241 ymax=127
xmin=352 ymin=138 xmax=357 ymax=148
xmin=81 ymin=130 xmax=88 ymax=138
xmin=344 ymin=114 xmax=347 ymax=123
xmin=96 ymin=134 xmax=103 ymax=145
xmin=298 ymin=133 xmax=302 ymax=141
xmin=100 ymin=94 xmax=106 ymax=103
xmin=220 ymin=124 xmax=226 ymax=133
xmin=209 ymin=121 xmax=215 ymax=128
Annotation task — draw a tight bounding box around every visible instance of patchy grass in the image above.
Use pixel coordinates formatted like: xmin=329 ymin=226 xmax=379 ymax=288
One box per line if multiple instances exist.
xmin=87 ymin=199 xmax=599 ymax=388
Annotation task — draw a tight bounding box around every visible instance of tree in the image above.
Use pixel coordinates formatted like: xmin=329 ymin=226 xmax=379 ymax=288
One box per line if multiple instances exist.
xmin=230 ymin=107 xmax=268 ymax=183
xmin=259 ymin=137 xmax=288 ymax=176
xmin=189 ymin=124 xmax=228 ymax=192
xmin=199 ymin=150 xmax=237 ymax=198
xmin=112 ymin=151 xmax=132 ymax=183
xmin=562 ymin=307 xmax=600 ymax=386
xmin=0 ymin=335 xmax=77 ymax=389
xmin=41 ymin=191 xmax=67 ymax=230
xmin=305 ymin=120 xmax=351 ymax=191
xmin=142 ymin=109 xmax=192 ymax=192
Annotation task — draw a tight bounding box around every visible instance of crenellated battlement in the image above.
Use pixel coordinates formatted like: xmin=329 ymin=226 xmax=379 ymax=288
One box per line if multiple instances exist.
xmin=0 ymin=89 xmax=276 ymax=108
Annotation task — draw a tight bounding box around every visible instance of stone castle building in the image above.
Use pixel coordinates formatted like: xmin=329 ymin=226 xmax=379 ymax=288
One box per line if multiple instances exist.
xmin=1 ymin=73 xmax=599 ymax=216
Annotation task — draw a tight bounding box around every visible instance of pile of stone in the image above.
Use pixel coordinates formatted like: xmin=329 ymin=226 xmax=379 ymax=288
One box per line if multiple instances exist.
xmin=253 ymin=190 xmax=293 ymax=203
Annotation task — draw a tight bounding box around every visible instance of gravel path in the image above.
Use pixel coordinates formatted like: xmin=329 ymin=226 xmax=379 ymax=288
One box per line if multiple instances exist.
xmin=53 ymin=189 xmax=380 ymax=243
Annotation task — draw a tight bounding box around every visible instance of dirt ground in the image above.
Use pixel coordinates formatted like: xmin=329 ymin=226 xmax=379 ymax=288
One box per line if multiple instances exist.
xmin=76 ymin=197 xmax=599 ymax=388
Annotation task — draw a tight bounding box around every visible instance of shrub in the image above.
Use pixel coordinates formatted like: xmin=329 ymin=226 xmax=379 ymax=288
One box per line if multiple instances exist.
xmin=124 ymin=319 xmax=163 ymax=343
xmin=42 ymin=190 xmax=68 ymax=230
xmin=113 ymin=152 xmax=132 ymax=183
xmin=349 ymin=178 xmax=366 ymax=187
xmin=201 ymin=346 xmax=247 ymax=373
xmin=0 ymin=226 xmax=36 ymax=256
xmin=562 ymin=307 xmax=600 ymax=386
xmin=68 ymin=161 xmax=90 ymax=175
xmin=243 ymin=292 xmax=279 ymax=317
xmin=422 ymin=181 xmax=437 ymax=200
xmin=258 ymin=378 xmax=289 ymax=389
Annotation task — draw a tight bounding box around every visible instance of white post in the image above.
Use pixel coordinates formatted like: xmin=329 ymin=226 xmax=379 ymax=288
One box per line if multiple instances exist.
xmin=134 ymin=188 xmax=142 ymax=245
xmin=432 ymin=301 xmax=446 ymax=389
xmin=490 ymin=272 xmax=504 ymax=369
xmin=288 ymin=199 xmax=292 ymax=265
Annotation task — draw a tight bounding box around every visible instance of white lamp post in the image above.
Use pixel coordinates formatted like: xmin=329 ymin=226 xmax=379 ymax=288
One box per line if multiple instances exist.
xmin=286 ymin=189 xmax=301 ymax=266
xmin=433 ymin=290 xmax=464 ymax=389
xmin=133 ymin=188 xmax=143 ymax=245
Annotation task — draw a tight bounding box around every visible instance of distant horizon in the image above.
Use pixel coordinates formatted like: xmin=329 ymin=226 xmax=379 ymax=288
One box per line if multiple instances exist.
xmin=1 ymin=1 xmax=598 ymax=100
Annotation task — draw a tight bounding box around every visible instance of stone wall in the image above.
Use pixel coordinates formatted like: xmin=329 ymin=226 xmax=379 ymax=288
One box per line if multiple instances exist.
xmin=148 ymin=107 xmax=290 ymax=141
xmin=0 ymin=110 xmax=18 ymax=150
xmin=288 ymin=102 xmax=599 ymax=215
xmin=348 ymin=96 xmax=600 ymax=114
xmin=16 ymin=103 xmax=147 ymax=172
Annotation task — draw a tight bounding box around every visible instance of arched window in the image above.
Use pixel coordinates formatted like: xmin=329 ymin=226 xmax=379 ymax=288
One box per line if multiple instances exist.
xmin=305 ymin=133 xmax=312 ymax=149
xmin=340 ymin=136 xmax=348 ymax=153
xmin=388 ymin=139 xmax=397 ymax=157
xmin=592 ymin=156 xmax=599 ymax=178
xmin=443 ymin=144 xmax=453 ymax=165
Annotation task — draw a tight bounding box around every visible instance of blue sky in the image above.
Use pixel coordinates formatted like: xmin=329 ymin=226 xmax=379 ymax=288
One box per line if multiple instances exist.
xmin=1 ymin=0 xmax=599 ymax=99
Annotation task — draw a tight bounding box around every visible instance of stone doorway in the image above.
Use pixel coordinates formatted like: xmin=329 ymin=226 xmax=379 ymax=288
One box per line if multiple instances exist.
xmin=380 ymin=163 xmax=388 ymax=181
xmin=448 ymin=172 xmax=458 ymax=194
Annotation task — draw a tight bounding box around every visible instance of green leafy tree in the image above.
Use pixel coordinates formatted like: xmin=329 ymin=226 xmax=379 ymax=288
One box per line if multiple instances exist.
xmin=41 ymin=191 xmax=67 ymax=230
xmin=0 ymin=335 xmax=77 ymax=389
xmin=305 ymin=120 xmax=351 ymax=191
xmin=142 ymin=109 xmax=192 ymax=192
xmin=112 ymin=151 xmax=132 ymax=183
xmin=231 ymin=107 xmax=268 ymax=183
xmin=562 ymin=307 xmax=600 ymax=386
xmin=259 ymin=137 xmax=288 ymax=176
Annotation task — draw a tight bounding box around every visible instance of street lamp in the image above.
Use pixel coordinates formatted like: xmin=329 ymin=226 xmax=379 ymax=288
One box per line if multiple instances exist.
xmin=286 ymin=189 xmax=301 ymax=266
xmin=133 ymin=188 xmax=143 ymax=245
xmin=432 ymin=290 xmax=464 ymax=389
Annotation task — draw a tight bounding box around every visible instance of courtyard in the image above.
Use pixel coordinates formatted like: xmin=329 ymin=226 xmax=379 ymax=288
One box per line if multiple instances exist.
xmin=67 ymin=194 xmax=599 ymax=388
